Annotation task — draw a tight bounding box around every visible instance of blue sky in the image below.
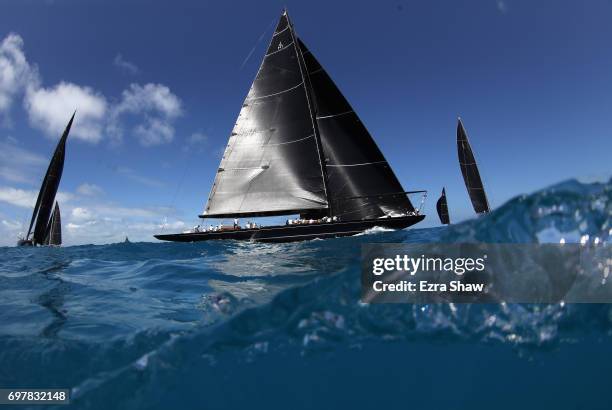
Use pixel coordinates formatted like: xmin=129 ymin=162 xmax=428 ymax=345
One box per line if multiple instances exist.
xmin=0 ymin=0 xmax=610 ymax=245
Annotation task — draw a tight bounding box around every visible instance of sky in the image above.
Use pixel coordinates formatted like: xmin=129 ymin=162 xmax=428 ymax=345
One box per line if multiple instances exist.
xmin=0 ymin=0 xmax=610 ymax=245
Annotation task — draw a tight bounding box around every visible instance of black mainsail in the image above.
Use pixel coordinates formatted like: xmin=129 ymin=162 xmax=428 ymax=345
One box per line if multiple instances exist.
xmin=201 ymin=12 xmax=328 ymax=218
xmin=23 ymin=112 xmax=74 ymax=246
xmin=201 ymin=10 xmax=415 ymax=221
xmin=436 ymin=187 xmax=450 ymax=225
xmin=43 ymin=202 xmax=62 ymax=246
xmin=457 ymin=118 xmax=490 ymax=214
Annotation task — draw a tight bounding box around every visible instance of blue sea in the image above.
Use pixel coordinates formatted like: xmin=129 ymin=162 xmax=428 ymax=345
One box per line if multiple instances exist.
xmin=1 ymin=178 xmax=610 ymax=410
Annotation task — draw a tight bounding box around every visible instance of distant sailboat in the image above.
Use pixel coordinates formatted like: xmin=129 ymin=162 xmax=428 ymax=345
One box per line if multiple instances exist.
xmin=436 ymin=188 xmax=450 ymax=225
xmin=17 ymin=112 xmax=75 ymax=247
xmin=124 ymin=236 xmax=130 ymax=243
xmin=457 ymin=118 xmax=490 ymax=214
xmin=155 ymin=10 xmax=426 ymax=243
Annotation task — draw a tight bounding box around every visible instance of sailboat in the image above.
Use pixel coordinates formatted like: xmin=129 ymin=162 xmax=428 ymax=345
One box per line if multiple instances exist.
xmin=457 ymin=118 xmax=490 ymax=214
xmin=17 ymin=112 xmax=75 ymax=247
xmin=155 ymin=10 xmax=426 ymax=243
xmin=436 ymin=188 xmax=450 ymax=225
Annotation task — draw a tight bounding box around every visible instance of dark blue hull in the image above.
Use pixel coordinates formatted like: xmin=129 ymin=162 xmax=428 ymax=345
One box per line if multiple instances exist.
xmin=154 ymin=215 xmax=425 ymax=243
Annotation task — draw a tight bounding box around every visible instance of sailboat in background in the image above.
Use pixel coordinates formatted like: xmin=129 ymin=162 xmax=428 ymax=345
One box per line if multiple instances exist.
xmin=17 ymin=112 xmax=75 ymax=247
xmin=156 ymin=10 xmax=426 ymax=243
xmin=457 ymin=118 xmax=490 ymax=215
xmin=436 ymin=187 xmax=450 ymax=225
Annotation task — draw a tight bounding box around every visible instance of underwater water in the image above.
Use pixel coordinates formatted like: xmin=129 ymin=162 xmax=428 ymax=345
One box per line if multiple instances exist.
xmin=0 ymin=178 xmax=610 ymax=410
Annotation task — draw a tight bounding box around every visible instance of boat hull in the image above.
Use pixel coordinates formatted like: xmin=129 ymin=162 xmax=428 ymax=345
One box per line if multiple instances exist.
xmin=154 ymin=215 xmax=425 ymax=243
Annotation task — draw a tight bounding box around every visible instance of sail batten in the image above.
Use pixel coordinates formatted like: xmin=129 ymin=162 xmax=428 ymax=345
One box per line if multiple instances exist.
xmin=457 ymin=119 xmax=490 ymax=214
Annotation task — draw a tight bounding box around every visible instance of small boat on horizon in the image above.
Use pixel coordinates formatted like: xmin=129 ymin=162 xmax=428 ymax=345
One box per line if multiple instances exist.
xmin=17 ymin=112 xmax=75 ymax=247
xmin=155 ymin=10 xmax=426 ymax=243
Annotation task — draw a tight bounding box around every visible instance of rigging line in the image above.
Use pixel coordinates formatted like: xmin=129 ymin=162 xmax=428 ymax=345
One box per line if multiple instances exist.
xmin=240 ymin=17 xmax=277 ymax=70
xmin=161 ymin=148 xmax=193 ymax=232
xmin=327 ymin=161 xmax=387 ymax=167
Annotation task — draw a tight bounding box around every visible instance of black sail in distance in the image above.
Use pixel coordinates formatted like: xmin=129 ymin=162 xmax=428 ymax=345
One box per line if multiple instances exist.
xmin=297 ymin=38 xmax=415 ymax=220
xmin=43 ymin=202 xmax=62 ymax=246
xmin=436 ymin=187 xmax=450 ymax=224
xmin=201 ymin=12 xmax=328 ymax=218
xmin=26 ymin=112 xmax=74 ymax=245
xmin=457 ymin=118 xmax=490 ymax=214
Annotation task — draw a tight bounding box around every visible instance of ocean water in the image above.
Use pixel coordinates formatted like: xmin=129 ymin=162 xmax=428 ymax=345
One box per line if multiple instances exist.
xmin=1 ymin=178 xmax=611 ymax=410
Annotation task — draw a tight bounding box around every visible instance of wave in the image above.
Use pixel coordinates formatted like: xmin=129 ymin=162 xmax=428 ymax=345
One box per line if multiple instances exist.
xmin=1 ymin=178 xmax=611 ymax=409
xmin=57 ymin=179 xmax=611 ymax=407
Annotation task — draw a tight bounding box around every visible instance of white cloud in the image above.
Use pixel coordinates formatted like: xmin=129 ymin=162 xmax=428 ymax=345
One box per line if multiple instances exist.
xmin=496 ymin=0 xmax=508 ymax=14
xmin=0 ymin=33 xmax=39 ymax=121
xmin=0 ymin=137 xmax=47 ymax=184
xmin=116 ymin=83 xmax=182 ymax=118
xmin=0 ymin=185 xmax=73 ymax=208
xmin=0 ymin=186 xmax=37 ymax=208
xmin=109 ymin=83 xmax=182 ymax=146
xmin=113 ymin=53 xmax=139 ymax=75
xmin=1 ymin=33 xmax=183 ymax=148
xmin=134 ymin=117 xmax=174 ymax=146
xmin=188 ymin=132 xmax=207 ymax=144
xmin=61 ymin=201 xmax=184 ymax=245
xmin=183 ymin=131 xmax=208 ymax=153
xmin=76 ymin=183 xmax=104 ymax=196
xmin=113 ymin=166 xmax=166 ymax=188
xmin=24 ymin=82 xmax=108 ymax=143
xmin=0 ymin=182 xmax=187 ymax=245
xmin=71 ymin=206 xmax=94 ymax=222
xmin=0 ymin=218 xmax=25 ymax=240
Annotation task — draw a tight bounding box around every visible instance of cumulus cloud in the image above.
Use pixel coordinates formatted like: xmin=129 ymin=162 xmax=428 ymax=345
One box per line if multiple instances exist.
xmin=0 ymin=137 xmax=47 ymax=184
xmin=24 ymin=82 xmax=108 ymax=143
xmin=0 ymin=182 xmax=186 ymax=245
xmin=0 ymin=33 xmax=39 ymax=121
xmin=71 ymin=206 xmax=94 ymax=222
xmin=113 ymin=53 xmax=139 ymax=75
xmin=76 ymin=183 xmax=104 ymax=196
xmin=0 ymin=186 xmax=72 ymax=208
xmin=109 ymin=83 xmax=183 ymax=146
xmin=1 ymin=33 xmax=183 ymax=147
xmin=0 ymin=186 xmax=37 ymax=208
xmin=61 ymin=202 xmax=184 ymax=245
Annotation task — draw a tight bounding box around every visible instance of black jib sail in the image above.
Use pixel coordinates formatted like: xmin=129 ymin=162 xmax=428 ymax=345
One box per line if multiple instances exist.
xmin=201 ymin=10 xmax=415 ymax=221
xmin=457 ymin=118 xmax=490 ymax=214
xmin=298 ymin=38 xmax=415 ymax=220
xmin=436 ymin=187 xmax=450 ymax=224
xmin=43 ymin=202 xmax=62 ymax=246
xmin=24 ymin=112 xmax=74 ymax=245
